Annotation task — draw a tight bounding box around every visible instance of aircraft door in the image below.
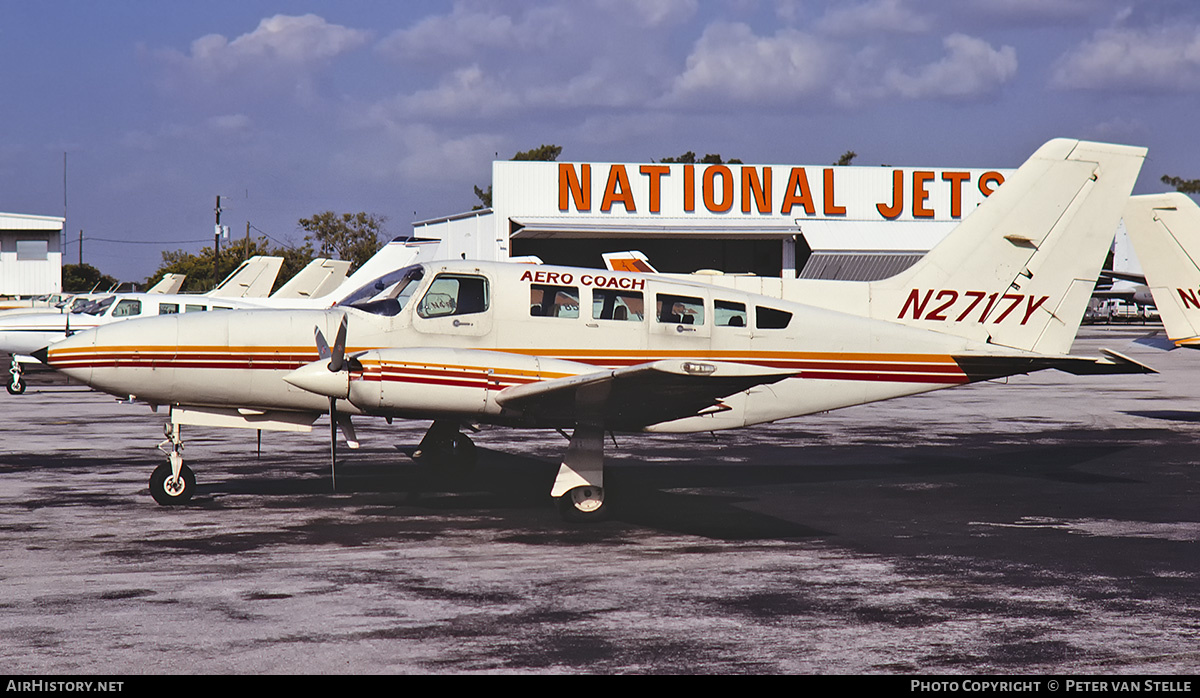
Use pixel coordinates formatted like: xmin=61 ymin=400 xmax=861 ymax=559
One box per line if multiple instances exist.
xmin=412 ymin=272 xmax=493 ymax=338
xmin=649 ymin=290 xmax=711 ymax=347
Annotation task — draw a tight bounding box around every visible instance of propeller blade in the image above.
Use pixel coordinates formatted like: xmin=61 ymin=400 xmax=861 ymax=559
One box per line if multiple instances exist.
xmin=329 ymin=396 xmax=337 ymax=492
xmin=329 ymin=314 xmax=348 ymax=373
xmin=314 ymin=327 xmax=330 ymax=361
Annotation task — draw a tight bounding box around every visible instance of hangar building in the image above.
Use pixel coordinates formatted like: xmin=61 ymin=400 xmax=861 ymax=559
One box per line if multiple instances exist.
xmin=0 ymin=212 xmax=64 ymax=297
xmin=414 ymin=160 xmax=1014 ymax=279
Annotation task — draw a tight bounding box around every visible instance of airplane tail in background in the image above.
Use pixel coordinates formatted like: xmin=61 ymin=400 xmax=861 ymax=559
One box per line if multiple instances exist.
xmin=270 ymin=259 xmax=351 ymax=299
xmin=869 ymin=139 xmax=1145 ymax=355
xmin=1123 ymin=193 xmax=1200 ymax=347
xmin=146 ymin=273 xmax=186 ymax=294
xmin=602 ymin=250 xmax=658 ymax=273
xmin=207 ymin=256 xmax=284 ymax=298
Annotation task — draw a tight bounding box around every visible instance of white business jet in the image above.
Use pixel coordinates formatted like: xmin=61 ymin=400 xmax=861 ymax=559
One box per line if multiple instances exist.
xmin=43 ymin=140 xmax=1153 ymax=521
xmin=1120 ymin=192 xmax=1200 ymax=347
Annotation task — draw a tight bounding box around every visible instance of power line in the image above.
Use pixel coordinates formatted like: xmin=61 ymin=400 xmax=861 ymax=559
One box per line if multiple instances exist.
xmin=63 ymin=236 xmax=211 ymax=246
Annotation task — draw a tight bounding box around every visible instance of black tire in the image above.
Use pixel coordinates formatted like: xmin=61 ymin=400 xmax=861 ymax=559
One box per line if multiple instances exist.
xmin=557 ymin=485 xmax=607 ymax=523
xmin=6 ymin=378 xmax=26 ymax=395
xmin=149 ymin=462 xmax=196 ymax=505
xmin=416 ymin=432 xmax=477 ymax=470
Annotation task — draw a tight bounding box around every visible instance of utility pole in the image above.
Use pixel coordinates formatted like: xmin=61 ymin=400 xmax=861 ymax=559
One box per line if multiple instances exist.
xmin=214 ymin=195 xmax=222 ymax=285
xmin=78 ymin=230 xmax=83 ymax=266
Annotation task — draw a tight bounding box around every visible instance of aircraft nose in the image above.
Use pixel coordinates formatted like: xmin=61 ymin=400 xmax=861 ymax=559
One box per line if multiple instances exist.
xmin=283 ymin=359 xmax=349 ymax=399
xmin=42 ymin=327 xmax=97 ymax=383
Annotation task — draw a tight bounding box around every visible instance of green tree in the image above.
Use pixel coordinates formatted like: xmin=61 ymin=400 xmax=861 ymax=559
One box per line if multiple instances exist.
xmin=474 ymin=144 xmax=564 ymax=209
xmin=658 ymin=151 xmax=743 ymax=164
xmin=834 ymin=151 xmax=857 ymax=166
xmin=145 ymin=236 xmax=315 ymax=294
xmin=62 ymin=263 xmax=120 ymax=293
xmin=298 ymin=211 xmax=386 ymax=272
xmin=1161 ymin=174 xmax=1200 ymax=194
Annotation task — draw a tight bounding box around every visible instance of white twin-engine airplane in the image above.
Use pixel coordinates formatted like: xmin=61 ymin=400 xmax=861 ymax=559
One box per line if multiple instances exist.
xmin=43 ymin=139 xmax=1155 ymax=521
xmin=1121 ymin=192 xmax=1200 ymax=348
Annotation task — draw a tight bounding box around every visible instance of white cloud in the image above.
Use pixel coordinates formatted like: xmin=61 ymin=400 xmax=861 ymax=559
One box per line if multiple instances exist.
xmin=1052 ymin=24 xmax=1200 ymax=92
xmin=395 ymin=65 xmax=523 ymax=119
xmin=817 ymin=0 xmax=932 ymax=36
xmin=376 ymin=4 xmax=569 ymax=62
xmin=597 ymin=0 xmax=698 ymax=27
xmin=881 ymin=33 xmax=1017 ymax=100
xmin=166 ymin=14 xmax=369 ymax=78
xmin=666 ymin=22 xmax=833 ymax=106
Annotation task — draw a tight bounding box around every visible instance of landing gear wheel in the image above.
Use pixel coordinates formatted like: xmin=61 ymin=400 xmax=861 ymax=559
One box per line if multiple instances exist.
xmin=558 ymin=485 xmax=607 ymax=523
xmin=416 ymin=431 xmax=477 ymax=470
xmin=6 ymin=378 xmax=26 ymax=395
xmin=149 ymin=462 xmax=196 ymax=505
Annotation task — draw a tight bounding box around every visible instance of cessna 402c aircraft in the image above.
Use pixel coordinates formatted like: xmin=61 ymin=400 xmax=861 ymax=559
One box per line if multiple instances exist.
xmin=43 ymin=139 xmax=1155 ymax=521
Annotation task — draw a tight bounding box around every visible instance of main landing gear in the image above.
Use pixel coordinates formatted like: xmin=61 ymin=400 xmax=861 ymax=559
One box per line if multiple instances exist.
xmin=7 ymin=355 xmax=26 ymax=395
xmin=151 ymin=422 xmax=195 ymax=505
xmin=552 ymin=424 xmax=608 ymax=523
xmin=413 ymin=420 xmax=477 ymax=469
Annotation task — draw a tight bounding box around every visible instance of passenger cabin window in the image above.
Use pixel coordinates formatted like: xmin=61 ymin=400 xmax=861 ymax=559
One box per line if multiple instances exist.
xmin=530 ymin=284 xmax=579 ymax=318
xmin=656 ymin=293 xmax=704 ymax=326
xmin=755 ymin=306 xmax=792 ymax=329
xmin=715 ymin=300 xmax=747 ymax=327
xmin=592 ymin=289 xmax=643 ymax=321
xmin=185 ymin=304 xmax=207 ymax=313
xmin=417 ymin=274 xmax=489 ymax=318
xmin=111 ymin=299 xmax=142 ymax=318
xmin=159 ymin=303 xmax=179 ymax=314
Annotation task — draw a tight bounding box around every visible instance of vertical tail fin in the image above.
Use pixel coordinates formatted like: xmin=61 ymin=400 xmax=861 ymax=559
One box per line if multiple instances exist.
xmin=870 ymin=139 xmax=1145 ymax=354
xmin=1123 ymin=193 xmax=1200 ymax=347
xmin=270 ymin=259 xmax=352 ymax=299
xmin=207 ymin=256 xmax=285 ymax=298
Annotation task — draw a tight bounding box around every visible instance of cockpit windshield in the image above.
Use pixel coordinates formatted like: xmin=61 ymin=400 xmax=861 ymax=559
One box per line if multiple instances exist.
xmin=74 ymin=296 xmax=115 ymax=316
xmin=337 ymin=265 xmax=425 ymax=316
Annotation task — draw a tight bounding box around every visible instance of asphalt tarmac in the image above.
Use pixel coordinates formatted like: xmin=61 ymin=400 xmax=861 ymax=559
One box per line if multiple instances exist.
xmin=1 ymin=325 xmax=1197 ymax=675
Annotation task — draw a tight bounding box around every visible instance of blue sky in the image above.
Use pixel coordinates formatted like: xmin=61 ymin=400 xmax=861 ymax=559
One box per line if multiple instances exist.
xmin=3 ymin=0 xmax=1199 ymax=282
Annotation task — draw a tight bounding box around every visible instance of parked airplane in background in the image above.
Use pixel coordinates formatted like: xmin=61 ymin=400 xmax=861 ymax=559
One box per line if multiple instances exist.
xmin=1121 ymin=192 xmax=1200 ymax=347
xmin=269 ymin=259 xmax=350 ymax=300
xmin=5 ymin=243 xmax=433 ymax=394
xmin=42 ymin=140 xmax=1153 ymax=521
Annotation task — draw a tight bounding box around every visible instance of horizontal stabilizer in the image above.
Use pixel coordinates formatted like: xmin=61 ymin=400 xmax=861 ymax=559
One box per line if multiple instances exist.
xmin=953 ymin=349 xmax=1155 ymax=381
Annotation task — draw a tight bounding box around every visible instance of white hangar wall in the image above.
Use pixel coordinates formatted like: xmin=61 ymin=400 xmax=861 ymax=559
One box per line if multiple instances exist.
xmin=0 ymin=212 xmax=64 ymax=296
xmin=415 ymin=160 xmax=1017 ymax=279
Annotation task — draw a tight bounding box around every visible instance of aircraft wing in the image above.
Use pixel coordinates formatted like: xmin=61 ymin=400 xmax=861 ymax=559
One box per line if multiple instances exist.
xmin=495 ymin=360 xmax=794 ymax=429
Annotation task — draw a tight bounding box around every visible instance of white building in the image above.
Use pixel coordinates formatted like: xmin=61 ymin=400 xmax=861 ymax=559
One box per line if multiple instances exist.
xmin=0 ymin=212 xmax=64 ymax=296
xmin=415 ymin=160 xmax=1014 ymax=279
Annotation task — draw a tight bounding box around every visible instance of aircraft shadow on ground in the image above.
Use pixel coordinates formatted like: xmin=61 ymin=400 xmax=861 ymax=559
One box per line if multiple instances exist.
xmin=2 ymin=424 xmax=1160 ymax=540
xmin=1122 ymin=409 xmax=1200 ymax=423
xmin=164 ymin=424 xmax=1159 ymax=539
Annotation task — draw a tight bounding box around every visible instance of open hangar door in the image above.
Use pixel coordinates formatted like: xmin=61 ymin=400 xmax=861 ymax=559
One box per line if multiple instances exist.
xmin=509 ymin=236 xmax=790 ymax=276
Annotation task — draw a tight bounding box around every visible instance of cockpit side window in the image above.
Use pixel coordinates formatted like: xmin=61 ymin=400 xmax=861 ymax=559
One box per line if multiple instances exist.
xmin=111 ymin=299 xmax=142 ymax=318
xmin=530 ymin=284 xmax=579 ymax=318
xmin=79 ymin=297 xmax=115 ymax=316
xmin=417 ymin=274 xmax=490 ymax=318
xmin=592 ymin=289 xmax=643 ymax=321
xmin=340 ymin=265 xmax=425 ymax=317
xmin=656 ymin=293 xmax=704 ymax=325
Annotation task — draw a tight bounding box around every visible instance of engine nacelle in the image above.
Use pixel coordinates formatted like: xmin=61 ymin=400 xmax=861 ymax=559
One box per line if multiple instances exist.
xmin=347 ymin=347 xmax=595 ymax=416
